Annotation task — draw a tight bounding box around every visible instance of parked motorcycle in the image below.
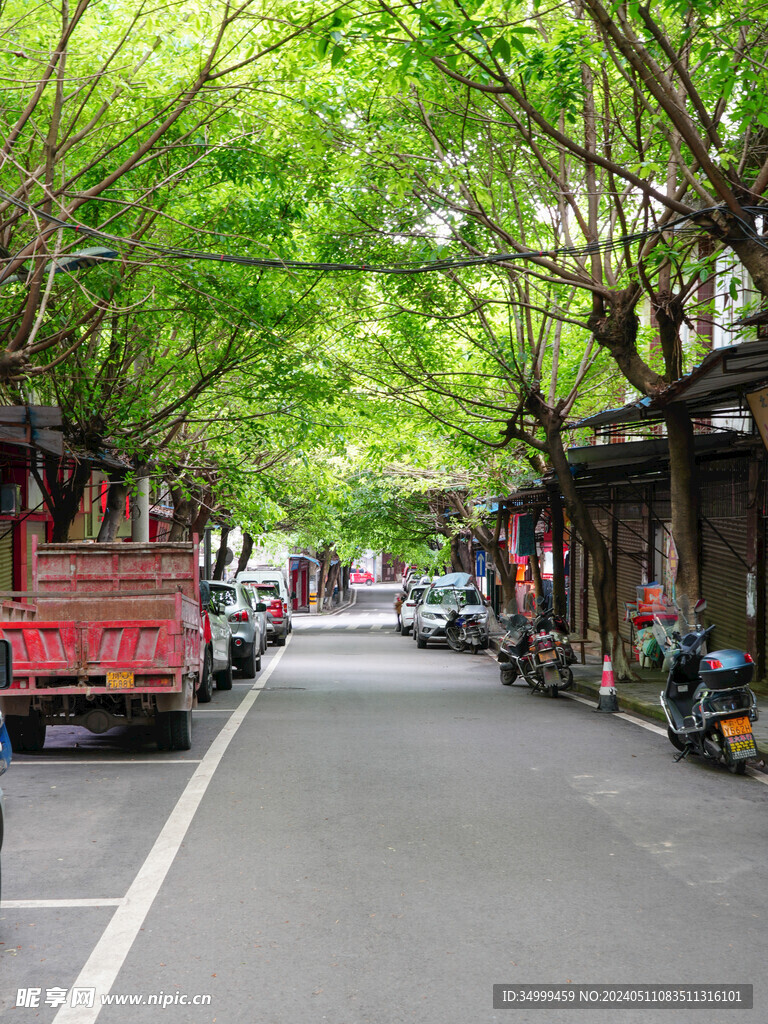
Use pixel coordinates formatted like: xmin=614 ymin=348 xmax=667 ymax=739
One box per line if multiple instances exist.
xmin=445 ymin=609 xmax=488 ymax=655
xmin=659 ymin=615 xmax=759 ymax=774
xmin=498 ymin=598 xmax=575 ymax=696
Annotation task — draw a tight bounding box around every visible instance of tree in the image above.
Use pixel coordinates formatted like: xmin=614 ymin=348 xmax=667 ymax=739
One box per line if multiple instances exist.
xmin=0 ymin=0 xmax=340 ymax=380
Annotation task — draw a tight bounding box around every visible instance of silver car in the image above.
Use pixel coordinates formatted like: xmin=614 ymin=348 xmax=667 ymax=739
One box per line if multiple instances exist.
xmin=414 ymin=578 xmax=489 ymax=649
xmin=208 ymin=581 xmax=266 ymax=678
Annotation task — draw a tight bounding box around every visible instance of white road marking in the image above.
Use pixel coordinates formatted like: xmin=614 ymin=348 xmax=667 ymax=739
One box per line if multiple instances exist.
xmin=3 ymin=898 xmax=125 ymax=909
xmin=51 ymin=638 xmax=291 ymax=1024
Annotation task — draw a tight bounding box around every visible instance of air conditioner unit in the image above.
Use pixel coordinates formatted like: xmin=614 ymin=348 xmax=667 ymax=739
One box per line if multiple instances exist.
xmin=0 ymin=483 xmax=21 ymax=514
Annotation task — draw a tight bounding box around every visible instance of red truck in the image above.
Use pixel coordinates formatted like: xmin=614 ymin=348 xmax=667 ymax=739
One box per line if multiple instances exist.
xmin=0 ymin=540 xmax=206 ymax=752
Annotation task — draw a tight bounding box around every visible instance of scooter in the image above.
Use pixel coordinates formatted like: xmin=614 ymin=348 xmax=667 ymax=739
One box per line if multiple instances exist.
xmin=659 ymin=613 xmax=759 ymax=774
xmin=445 ymin=609 xmax=487 ymax=654
xmin=498 ymin=599 xmax=575 ymax=696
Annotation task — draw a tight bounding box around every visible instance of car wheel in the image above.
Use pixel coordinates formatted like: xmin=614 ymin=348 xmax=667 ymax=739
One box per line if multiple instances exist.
xmin=216 ymin=655 xmax=233 ymax=691
xmin=170 ymin=709 xmax=192 ymax=751
xmin=365 ymin=579 xmax=373 ymax=586
xmin=416 ymin=634 xmax=427 ymax=649
xmin=239 ymin=646 xmax=257 ymax=679
xmin=197 ymin=647 xmax=213 ymax=703
xmin=402 ymin=625 xmax=411 ymax=636
xmin=275 ymin=635 xmax=287 ymax=647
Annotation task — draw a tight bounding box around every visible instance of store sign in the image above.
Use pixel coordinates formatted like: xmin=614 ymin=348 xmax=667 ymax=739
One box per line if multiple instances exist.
xmin=747 ymin=387 xmax=768 ymax=451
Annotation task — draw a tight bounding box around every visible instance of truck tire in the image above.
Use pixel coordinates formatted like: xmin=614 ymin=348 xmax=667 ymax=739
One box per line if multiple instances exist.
xmin=5 ymin=712 xmax=46 ymax=752
xmin=216 ymin=656 xmax=233 ymax=691
xmin=25 ymin=711 xmax=46 ymax=751
xmin=155 ymin=711 xmax=172 ymax=751
xmin=197 ymin=648 xmax=213 ymax=704
xmin=170 ymin=709 xmax=192 ymax=751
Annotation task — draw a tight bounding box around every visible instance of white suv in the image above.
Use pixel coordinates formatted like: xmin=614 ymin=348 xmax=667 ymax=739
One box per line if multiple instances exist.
xmin=237 ymin=568 xmax=293 ymax=645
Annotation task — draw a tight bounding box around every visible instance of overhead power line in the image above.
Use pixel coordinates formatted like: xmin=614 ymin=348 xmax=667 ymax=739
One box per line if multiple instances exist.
xmin=0 ymin=189 xmax=765 ymax=280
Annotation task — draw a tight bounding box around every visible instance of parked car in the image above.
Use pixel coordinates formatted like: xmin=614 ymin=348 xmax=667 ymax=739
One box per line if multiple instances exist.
xmin=400 ymin=583 xmax=430 ymax=636
xmin=199 ymin=581 xmax=233 ymax=701
xmin=237 ymin=569 xmax=293 ymax=645
xmin=350 ymin=569 xmax=375 ymax=585
xmin=414 ymin=576 xmax=489 ymax=649
xmin=208 ymin=581 xmax=266 ymax=678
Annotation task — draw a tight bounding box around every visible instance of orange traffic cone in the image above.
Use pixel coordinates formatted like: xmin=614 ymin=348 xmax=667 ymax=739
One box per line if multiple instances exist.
xmin=596 ymin=655 xmax=619 ymax=713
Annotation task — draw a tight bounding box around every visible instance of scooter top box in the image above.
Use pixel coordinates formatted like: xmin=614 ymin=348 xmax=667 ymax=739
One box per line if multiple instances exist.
xmin=699 ymin=648 xmax=755 ymax=689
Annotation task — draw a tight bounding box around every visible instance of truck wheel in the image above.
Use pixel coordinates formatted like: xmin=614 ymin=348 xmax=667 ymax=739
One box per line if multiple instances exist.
xmin=5 ymin=712 xmax=46 ymax=751
xmin=155 ymin=711 xmax=172 ymax=751
xmin=170 ymin=709 xmax=192 ymax=751
xmin=25 ymin=711 xmax=46 ymax=751
xmin=197 ymin=648 xmax=213 ymax=704
xmin=216 ymin=656 xmax=233 ymax=691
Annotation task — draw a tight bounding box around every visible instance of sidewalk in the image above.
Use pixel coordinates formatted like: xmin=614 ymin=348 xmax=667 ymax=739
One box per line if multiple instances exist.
xmin=489 ymin=632 xmax=768 ymax=767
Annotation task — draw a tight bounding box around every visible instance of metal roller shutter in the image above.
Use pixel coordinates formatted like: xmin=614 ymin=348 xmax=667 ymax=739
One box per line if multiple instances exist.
xmin=0 ymin=524 xmax=13 ymax=591
xmin=700 ymin=517 xmax=747 ymax=651
xmin=615 ymin=517 xmax=646 ymax=645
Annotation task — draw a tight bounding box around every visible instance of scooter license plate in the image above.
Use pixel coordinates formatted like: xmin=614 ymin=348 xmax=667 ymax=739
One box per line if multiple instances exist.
xmin=107 ymin=671 xmax=134 ymax=689
xmin=537 ymin=648 xmax=557 ymax=662
xmin=720 ymin=716 xmax=751 ymax=737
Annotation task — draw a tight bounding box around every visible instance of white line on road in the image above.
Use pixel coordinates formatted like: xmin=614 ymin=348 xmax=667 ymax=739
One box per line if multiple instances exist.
xmin=3 ymin=898 xmax=126 ymax=909
xmin=51 ymin=637 xmax=291 ymax=1024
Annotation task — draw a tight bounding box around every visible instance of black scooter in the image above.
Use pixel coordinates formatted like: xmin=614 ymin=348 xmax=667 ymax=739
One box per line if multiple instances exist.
xmin=659 ymin=618 xmax=759 ymax=774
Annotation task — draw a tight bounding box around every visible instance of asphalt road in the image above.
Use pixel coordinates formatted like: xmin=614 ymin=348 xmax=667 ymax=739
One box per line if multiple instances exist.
xmin=2 ymin=582 xmax=767 ymax=1023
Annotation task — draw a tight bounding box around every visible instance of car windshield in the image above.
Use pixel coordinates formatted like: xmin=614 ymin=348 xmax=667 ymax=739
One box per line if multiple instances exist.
xmin=410 ymin=587 xmax=427 ymax=602
xmin=252 ymin=583 xmax=279 ymax=598
xmin=426 ymin=587 xmax=480 ymax=608
xmin=210 ymin=585 xmax=237 ymax=606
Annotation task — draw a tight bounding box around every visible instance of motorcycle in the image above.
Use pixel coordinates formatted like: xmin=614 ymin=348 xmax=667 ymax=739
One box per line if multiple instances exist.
xmin=659 ymin=612 xmax=759 ymax=774
xmin=445 ymin=609 xmax=487 ymax=655
xmin=498 ymin=598 xmax=575 ymax=696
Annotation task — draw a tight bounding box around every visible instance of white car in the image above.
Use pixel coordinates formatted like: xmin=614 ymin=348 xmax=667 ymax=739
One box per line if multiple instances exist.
xmin=237 ymin=568 xmax=293 ymax=645
xmin=414 ymin=574 xmax=489 ymax=649
xmin=400 ymin=582 xmax=430 ymax=636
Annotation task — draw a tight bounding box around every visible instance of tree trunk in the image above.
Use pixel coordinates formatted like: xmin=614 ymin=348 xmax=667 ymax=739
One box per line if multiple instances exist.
xmin=37 ymin=455 xmax=92 ymax=543
xmin=316 ymin=549 xmax=330 ymax=612
xmin=236 ymin=532 xmax=253 ymax=576
xmin=212 ymin=525 xmax=230 ymax=580
xmin=168 ymin=486 xmax=193 ymax=541
xmin=664 ymin=403 xmax=701 ymax=622
xmin=529 ymin=542 xmax=543 ymax=602
xmin=543 ymin=419 xmax=636 ymax=679
xmin=549 ymin=486 xmax=568 ymax=619
xmin=97 ymin=479 xmax=128 ymax=542
xmin=325 ymin=560 xmax=341 ymax=605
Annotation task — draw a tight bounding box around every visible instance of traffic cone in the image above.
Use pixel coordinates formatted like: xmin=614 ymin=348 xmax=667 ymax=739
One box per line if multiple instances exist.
xmin=596 ymin=655 xmax=619 ymax=713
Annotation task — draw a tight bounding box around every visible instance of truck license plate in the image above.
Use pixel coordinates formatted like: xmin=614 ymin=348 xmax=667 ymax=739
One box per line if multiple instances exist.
xmin=107 ymin=671 xmax=134 ymax=689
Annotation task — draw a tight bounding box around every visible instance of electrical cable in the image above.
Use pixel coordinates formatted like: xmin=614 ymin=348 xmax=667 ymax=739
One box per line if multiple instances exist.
xmin=0 ymin=187 xmax=766 ymax=278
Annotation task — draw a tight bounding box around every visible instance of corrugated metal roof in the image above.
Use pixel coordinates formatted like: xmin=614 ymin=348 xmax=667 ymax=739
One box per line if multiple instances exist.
xmin=575 ymin=339 xmax=768 ymax=429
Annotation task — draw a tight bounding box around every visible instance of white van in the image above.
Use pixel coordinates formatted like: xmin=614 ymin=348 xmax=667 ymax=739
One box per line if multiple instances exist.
xmin=236 ymin=568 xmax=293 ymax=644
